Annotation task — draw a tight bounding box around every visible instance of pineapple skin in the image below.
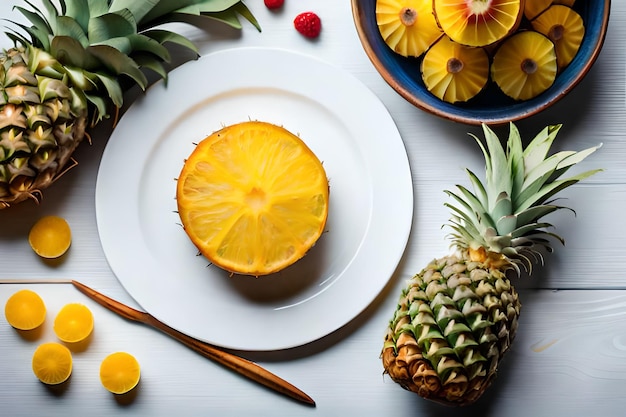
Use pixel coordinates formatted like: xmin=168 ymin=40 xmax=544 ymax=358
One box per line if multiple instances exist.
xmin=382 ymin=251 xmax=521 ymax=406
xmin=0 ymin=48 xmax=87 ymax=208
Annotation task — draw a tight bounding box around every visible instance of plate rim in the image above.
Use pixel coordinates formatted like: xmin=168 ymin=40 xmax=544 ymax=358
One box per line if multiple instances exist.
xmin=95 ymin=46 xmax=414 ymax=351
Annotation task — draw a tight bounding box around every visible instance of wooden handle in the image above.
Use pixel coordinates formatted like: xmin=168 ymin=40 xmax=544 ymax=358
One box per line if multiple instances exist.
xmin=145 ymin=315 xmax=315 ymax=405
xmin=70 ymin=280 xmax=314 ymax=406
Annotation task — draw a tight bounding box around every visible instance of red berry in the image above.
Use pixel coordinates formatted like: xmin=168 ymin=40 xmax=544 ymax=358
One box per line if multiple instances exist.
xmin=294 ymin=12 xmax=322 ymax=38
xmin=264 ymin=0 xmax=284 ymax=9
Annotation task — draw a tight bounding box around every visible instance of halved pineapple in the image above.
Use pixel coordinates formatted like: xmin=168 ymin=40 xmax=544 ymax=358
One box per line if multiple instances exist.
xmin=376 ymin=0 xmax=442 ymax=57
xmin=176 ymin=121 xmax=329 ymax=277
xmin=421 ymin=36 xmax=490 ymax=103
xmin=433 ymin=0 xmax=524 ymax=47
xmin=531 ymin=5 xmax=585 ymax=70
xmin=491 ymin=31 xmax=558 ymax=100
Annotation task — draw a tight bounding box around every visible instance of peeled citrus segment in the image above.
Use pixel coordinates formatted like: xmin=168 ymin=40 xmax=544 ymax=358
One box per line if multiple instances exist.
xmin=100 ymin=352 xmax=141 ymax=394
xmin=531 ymin=5 xmax=585 ymax=70
xmin=524 ymin=0 xmax=553 ymax=20
xmin=53 ymin=303 xmax=94 ymax=343
xmin=491 ymin=30 xmax=558 ymax=101
xmin=32 ymin=342 xmax=73 ymax=385
xmin=176 ymin=121 xmax=329 ymax=277
xmin=28 ymin=215 xmax=72 ymax=259
xmin=433 ymin=0 xmax=523 ymax=47
xmin=4 ymin=289 xmax=46 ymax=330
xmin=421 ymin=35 xmax=490 ymax=103
xmin=376 ymin=0 xmax=442 ymax=57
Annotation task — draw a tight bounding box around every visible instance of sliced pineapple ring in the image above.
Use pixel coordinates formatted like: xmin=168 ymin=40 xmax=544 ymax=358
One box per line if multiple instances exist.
xmin=376 ymin=0 xmax=442 ymax=57
xmin=421 ymin=36 xmax=490 ymax=103
xmin=531 ymin=5 xmax=585 ymax=70
xmin=176 ymin=121 xmax=329 ymax=277
xmin=433 ymin=0 xmax=523 ymax=47
xmin=491 ymin=31 xmax=558 ymax=101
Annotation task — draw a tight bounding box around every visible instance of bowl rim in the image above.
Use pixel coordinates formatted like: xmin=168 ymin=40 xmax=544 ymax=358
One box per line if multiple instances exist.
xmin=351 ymin=0 xmax=612 ymax=126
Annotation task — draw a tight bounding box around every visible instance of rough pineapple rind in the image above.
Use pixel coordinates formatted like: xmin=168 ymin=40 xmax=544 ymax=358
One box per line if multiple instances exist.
xmin=0 ymin=48 xmax=87 ymax=207
xmin=382 ymin=252 xmax=521 ymax=406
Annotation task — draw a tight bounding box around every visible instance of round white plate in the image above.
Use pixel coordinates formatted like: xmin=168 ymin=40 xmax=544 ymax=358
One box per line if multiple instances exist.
xmin=95 ymin=47 xmax=413 ymax=351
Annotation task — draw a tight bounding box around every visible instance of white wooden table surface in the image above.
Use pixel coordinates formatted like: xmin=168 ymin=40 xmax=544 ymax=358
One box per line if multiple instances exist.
xmin=1 ymin=1 xmax=625 ymax=416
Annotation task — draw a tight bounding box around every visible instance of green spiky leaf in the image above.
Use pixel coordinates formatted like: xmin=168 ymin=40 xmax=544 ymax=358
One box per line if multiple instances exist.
xmin=86 ymin=0 xmax=109 ymax=16
xmin=444 ymin=123 xmax=602 ymax=265
xmin=13 ymin=6 xmax=52 ymax=35
xmin=88 ymin=10 xmax=137 ymax=43
xmin=98 ymin=34 xmax=171 ymax=61
xmin=87 ymin=45 xmax=147 ymax=89
xmin=108 ymin=0 xmax=159 ymax=23
xmin=5 ymin=22 xmax=50 ymax=50
xmin=140 ymin=0 xmax=242 ymax=24
xmin=143 ymin=29 xmax=198 ymax=56
xmin=50 ymin=36 xmax=100 ymax=70
xmin=132 ymin=54 xmax=168 ymax=81
xmin=65 ymin=0 xmax=90 ymax=33
xmin=93 ymin=72 xmax=123 ymax=108
xmin=54 ymin=16 xmax=89 ymax=47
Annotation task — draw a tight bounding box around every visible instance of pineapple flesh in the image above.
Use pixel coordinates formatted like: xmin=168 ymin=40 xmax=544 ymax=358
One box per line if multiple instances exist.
xmin=433 ymin=0 xmax=524 ymax=47
xmin=0 ymin=0 xmax=260 ymax=209
xmin=531 ymin=4 xmax=585 ymax=70
xmin=376 ymin=0 xmax=442 ymax=58
xmin=491 ymin=31 xmax=558 ymax=101
xmin=382 ymin=123 xmax=601 ymax=406
xmin=421 ymin=35 xmax=490 ymax=103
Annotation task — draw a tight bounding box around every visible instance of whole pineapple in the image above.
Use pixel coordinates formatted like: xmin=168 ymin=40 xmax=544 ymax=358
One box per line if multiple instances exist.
xmin=382 ymin=123 xmax=600 ymax=405
xmin=0 ymin=0 xmax=259 ymax=209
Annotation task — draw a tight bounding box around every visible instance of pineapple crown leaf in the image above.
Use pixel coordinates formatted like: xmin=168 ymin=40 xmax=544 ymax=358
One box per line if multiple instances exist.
xmin=50 ymin=36 xmax=99 ymax=70
xmin=93 ymin=71 xmax=123 ymax=108
xmin=65 ymin=0 xmax=90 ymax=32
xmin=445 ymin=122 xmax=602 ymax=266
xmin=3 ymin=22 xmax=48 ymax=51
xmin=138 ymin=0 xmax=261 ymax=32
xmin=55 ymin=16 xmax=89 ymax=46
xmin=108 ymin=0 xmax=160 ymax=23
xmin=88 ymin=10 xmax=137 ymax=44
xmin=142 ymin=29 xmax=199 ymax=56
xmin=88 ymin=44 xmax=148 ymax=89
xmin=12 ymin=6 xmax=53 ymax=37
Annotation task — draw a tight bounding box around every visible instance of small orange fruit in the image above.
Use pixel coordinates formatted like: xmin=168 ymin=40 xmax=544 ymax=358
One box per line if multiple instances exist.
xmin=53 ymin=303 xmax=94 ymax=343
xmin=4 ymin=289 xmax=46 ymax=330
xmin=28 ymin=215 xmax=72 ymax=258
xmin=100 ymin=352 xmax=141 ymax=394
xmin=32 ymin=342 xmax=73 ymax=385
xmin=176 ymin=121 xmax=329 ymax=276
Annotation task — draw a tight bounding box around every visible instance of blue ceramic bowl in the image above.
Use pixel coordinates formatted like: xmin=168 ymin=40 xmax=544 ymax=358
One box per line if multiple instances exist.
xmin=351 ymin=1 xmax=611 ymax=125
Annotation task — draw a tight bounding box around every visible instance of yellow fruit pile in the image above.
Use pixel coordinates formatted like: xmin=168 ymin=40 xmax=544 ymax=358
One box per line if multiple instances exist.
xmin=376 ymin=0 xmax=585 ymax=103
xmin=4 ymin=289 xmax=140 ymax=395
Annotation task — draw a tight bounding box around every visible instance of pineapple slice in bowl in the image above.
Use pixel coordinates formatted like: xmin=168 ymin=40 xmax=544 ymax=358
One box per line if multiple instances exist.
xmin=351 ymin=0 xmax=611 ymax=125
